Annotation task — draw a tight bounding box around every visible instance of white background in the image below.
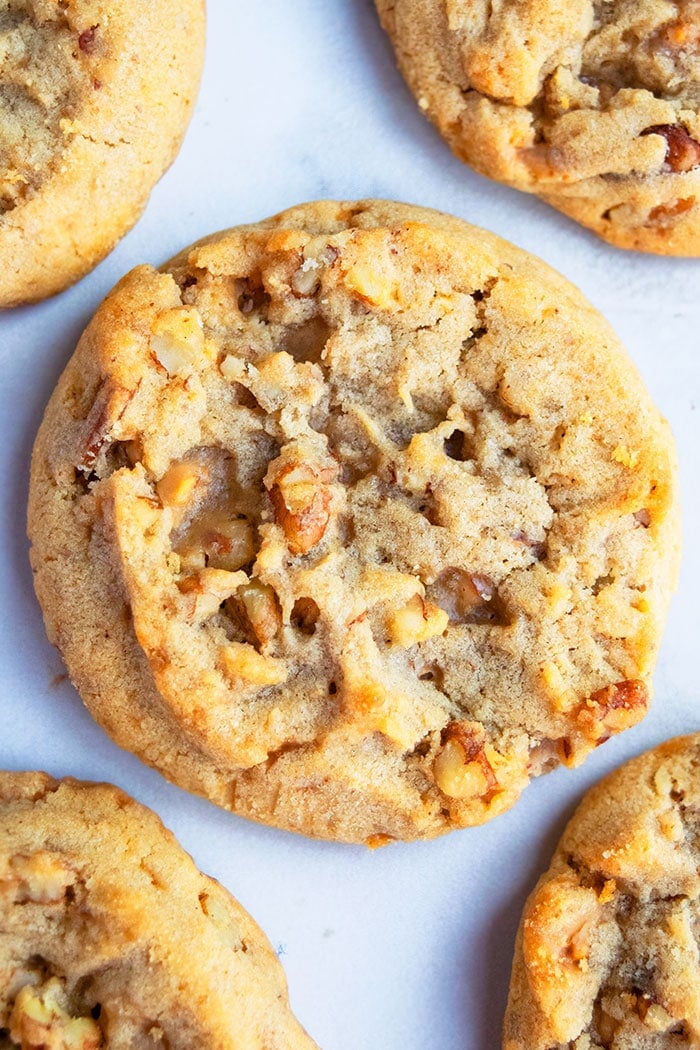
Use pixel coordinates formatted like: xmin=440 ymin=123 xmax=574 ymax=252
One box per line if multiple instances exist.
xmin=1 ymin=2 xmax=699 ymax=1047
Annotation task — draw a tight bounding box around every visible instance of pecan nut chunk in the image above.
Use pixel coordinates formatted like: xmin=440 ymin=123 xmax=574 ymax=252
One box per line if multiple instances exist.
xmin=641 ymin=124 xmax=700 ymax=174
xmin=267 ymin=459 xmax=338 ymax=556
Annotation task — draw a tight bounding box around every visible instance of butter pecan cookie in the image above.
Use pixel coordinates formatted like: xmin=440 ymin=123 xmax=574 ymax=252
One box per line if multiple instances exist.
xmin=376 ymin=1 xmax=700 ymax=255
xmin=503 ymin=734 xmax=700 ymax=1049
xmin=0 ymin=0 xmax=204 ymax=308
xmin=28 ymin=200 xmax=680 ymax=843
xmin=0 ymin=772 xmax=317 ymax=1049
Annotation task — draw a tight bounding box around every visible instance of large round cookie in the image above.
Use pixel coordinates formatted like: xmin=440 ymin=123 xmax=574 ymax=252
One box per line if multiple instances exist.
xmin=0 ymin=0 xmax=205 ymax=308
xmin=0 ymin=771 xmax=317 ymax=1049
xmin=376 ymin=1 xmax=700 ymax=255
xmin=503 ymin=734 xmax=700 ymax=1049
xmin=28 ymin=200 xmax=680 ymax=844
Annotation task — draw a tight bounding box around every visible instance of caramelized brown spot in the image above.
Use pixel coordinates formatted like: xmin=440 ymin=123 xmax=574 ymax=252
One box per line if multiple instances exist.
xmin=78 ymin=26 xmax=98 ymax=53
xmin=641 ymin=124 xmax=700 ymax=173
xmin=512 ymin=529 xmax=546 ymax=560
xmin=647 ymin=197 xmax=696 ymax=225
xmin=428 ymin=568 xmax=510 ymax=625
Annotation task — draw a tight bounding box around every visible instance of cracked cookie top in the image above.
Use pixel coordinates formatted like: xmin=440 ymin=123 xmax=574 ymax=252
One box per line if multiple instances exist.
xmin=0 ymin=772 xmax=317 ymax=1050
xmin=0 ymin=0 xmax=204 ymax=307
xmin=503 ymin=734 xmax=700 ymax=1049
xmin=376 ymin=1 xmax=700 ymax=254
xmin=28 ymin=200 xmax=680 ymax=844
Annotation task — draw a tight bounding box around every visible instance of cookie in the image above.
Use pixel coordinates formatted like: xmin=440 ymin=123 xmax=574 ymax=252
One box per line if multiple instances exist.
xmin=0 ymin=771 xmax=317 ymax=1049
xmin=28 ymin=200 xmax=680 ymax=844
xmin=503 ymin=734 xmax=700 ymax=1049
xmin=0 ymin=0 xmax=205 ymax=308
xmin=376 ymin=0 xmax=700 ymax=255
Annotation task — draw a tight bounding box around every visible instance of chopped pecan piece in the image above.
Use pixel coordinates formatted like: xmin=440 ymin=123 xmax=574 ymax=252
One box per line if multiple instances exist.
xmin=204 ymin=518 xmax=255 ymax=572
xmin=641 ymin=124 xmax=700 ymax=173
xmin=387 ymin=594 xmax=448 ymax=647
xmin=268 ymin=462 xmax=335 ymax=555
xmin=178 ymin=568 xmax=245 ymax=622
xmin=433 ymin=721 xmax=498 ymax=800
xmin=236 ymin=580 xmax=282 ymax=647
xmin=219 ymin=643 xmax=286 ymax=686
xmin=79 ymin=382 xmax=134 ymax=474
xmin=577 ymin=679 xmax=649 ymax=743
xmin=10 ymin=980 xmax=102 ymax=1050
xmin=150 ymin=307 xmax=205 ymax=377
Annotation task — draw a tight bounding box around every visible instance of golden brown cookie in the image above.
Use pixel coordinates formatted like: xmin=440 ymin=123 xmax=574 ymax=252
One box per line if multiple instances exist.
xmin=28 ymin=200 xmax=680 ymax=844
xmin=376 ymin=0 xmax=700 ymax=255
xmin=503 ymin=734 xmax=700 ymax=1049
xmin=0 ymin=771 xmax=317 ymax=1049
xmin=0 ymin=0 xmax=205 ymax=308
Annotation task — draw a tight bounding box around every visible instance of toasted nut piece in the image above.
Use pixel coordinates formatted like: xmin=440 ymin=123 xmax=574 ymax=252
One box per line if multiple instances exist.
xmin=342 ymin=239 xmax=402 ymax=310
xmin=344 ymin=262 xmax=401 ymax=309
xmin=269 ymin=463 xmax=334 ymax=555
xmin=387 ymin=594 xmax=448 ymax=647
xmin=150 ymin=307 xmax=205 ymax=376
xmin=219 ymin=642 xmax=287 ymax=686
xmin=179 ymin=569 xmax=246 ymax=622
xmin=10 ymin=980 xmax=102 ymax=1050
xmin=291 ymin=257 xmax=321 ymax=297
xmin=641 ymin=124 xmax=700 ymax=173
xmin=9 ymin=852 xmax=75 ymax=904
xmin=576 ymin=680 xmax=649 ymax=743
xmin=434 ymin=721 xmax=498 ymax=800
xmin=79 ymin=382 xmax=134 ymax=473
xmin=156 ymin=460 xmax=202 ymax=507
xmin=202 ymin=517 xmax=255 ymax=572
xmin=237 ymin=580 xmax=282 ymax=646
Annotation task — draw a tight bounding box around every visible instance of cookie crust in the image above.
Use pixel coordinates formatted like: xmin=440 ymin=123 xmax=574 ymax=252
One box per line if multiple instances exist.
xmin=28 ymin=200 xmax=680 ymax=844
xmin=0 ymin=771 xmax=317 ymax=1049
xmin=503 ymin=734 xmax=700 ymax=1049
xmin=0 ymin=0 xmax=205 ymax=307
xmin=376 ymin=0 xmax=700 ymax=255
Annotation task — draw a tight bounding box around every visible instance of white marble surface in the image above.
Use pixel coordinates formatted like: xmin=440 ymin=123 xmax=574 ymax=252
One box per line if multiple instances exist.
xmin=1 ymin=2 xmax=699 ymax=1047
